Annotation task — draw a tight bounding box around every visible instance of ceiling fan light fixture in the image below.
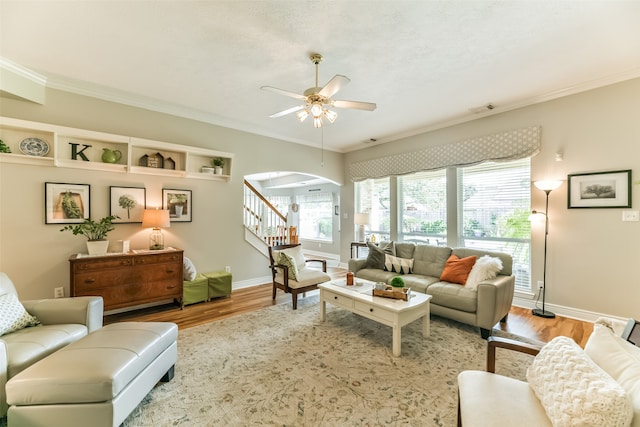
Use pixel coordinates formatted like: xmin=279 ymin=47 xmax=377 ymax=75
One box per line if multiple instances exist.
xmin=313 ymin=116 xmax=323 ymax=128
xmin=310 ymin=102 xmax=323 ymax=117
xmin=324 ymin=109 xmax=338 ymax=123
xmin=296 ymin=109 xmax=309 ymax=122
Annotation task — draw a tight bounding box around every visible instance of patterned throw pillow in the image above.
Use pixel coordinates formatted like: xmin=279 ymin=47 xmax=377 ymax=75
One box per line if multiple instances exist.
xmin=384 ymin=254 xmax=414 ymax=274
xmin=0 ymin=293 xmax=40 ymax=336
xmin=527 ymin=336 xmax=633 ymax=427
xmin=278 ymin=251 xmax=299 ymax=281
xmin=365 ymin=241 xmax=395 ymax=269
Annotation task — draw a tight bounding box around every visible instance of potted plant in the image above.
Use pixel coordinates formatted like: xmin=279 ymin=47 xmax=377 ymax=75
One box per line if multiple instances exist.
xmin=390 ymin=276 xmax=405 ymax=288
xmin=60 ymin=215 xmax=119 ymax=255
xmin=212 ymin=157 xmax=225 ymax=175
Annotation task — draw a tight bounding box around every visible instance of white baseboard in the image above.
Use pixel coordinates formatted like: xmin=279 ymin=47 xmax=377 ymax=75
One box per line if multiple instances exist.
xmin=232 ymin=275 xmax=272 ymax=290
xmin=512 ymin=295 xmax=627 ymax=323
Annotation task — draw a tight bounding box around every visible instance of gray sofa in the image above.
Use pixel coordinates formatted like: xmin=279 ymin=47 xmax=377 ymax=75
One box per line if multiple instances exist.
xmin=348 ymin=242 xmax=515 ymax=338
xmin=0 ymin=272 xmax=103 ymax=416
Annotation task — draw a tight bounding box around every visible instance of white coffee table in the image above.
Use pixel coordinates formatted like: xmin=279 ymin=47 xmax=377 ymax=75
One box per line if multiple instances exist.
xmin=319 ymin=279 xmax=432 ymax=357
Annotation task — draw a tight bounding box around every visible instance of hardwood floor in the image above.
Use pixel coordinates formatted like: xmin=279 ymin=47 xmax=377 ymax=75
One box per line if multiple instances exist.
xmin=105 ymin=268 xmax=593 ymax=347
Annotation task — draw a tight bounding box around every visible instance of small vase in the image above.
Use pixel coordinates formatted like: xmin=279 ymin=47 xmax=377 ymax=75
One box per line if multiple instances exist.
xmin=214 ymin=166 xmax=223 ymax=175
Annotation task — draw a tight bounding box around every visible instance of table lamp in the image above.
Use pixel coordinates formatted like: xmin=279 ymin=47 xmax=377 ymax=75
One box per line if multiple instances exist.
xmin=142 ymin=208 xmax=170 ymax=250
xmin=354 ymin=212 xmax=370 ymax=242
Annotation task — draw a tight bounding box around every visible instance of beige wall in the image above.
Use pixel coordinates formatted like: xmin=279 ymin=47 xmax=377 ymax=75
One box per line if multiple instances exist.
xmin=2 ymin=78 xmax=639 ymax=320
xmin=0 ymin=88 xmax=343 ymax=300
xmin=343 ymin=77 xmax=640 ymax=320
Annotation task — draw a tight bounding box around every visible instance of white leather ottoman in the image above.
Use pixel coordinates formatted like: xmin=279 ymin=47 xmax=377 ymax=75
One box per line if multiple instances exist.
xmin=6 ymin=322 xmax=178 ymax=427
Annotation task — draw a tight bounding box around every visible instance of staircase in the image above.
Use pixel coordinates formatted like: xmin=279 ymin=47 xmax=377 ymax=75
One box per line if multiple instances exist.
xmin=244 ymin=180 xmax=297 ymax=254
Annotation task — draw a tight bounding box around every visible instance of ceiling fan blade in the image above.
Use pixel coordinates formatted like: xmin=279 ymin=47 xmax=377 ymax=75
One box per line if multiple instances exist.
xmin=318 ymin=75 xmax=350 ymax=98
xmin=261 ymin=86 xmax=306 ymax=101
xmin=333 ymin=99 xmax=377 ymax=111
xmin=269 ymin=105 xmax=305 ymax=118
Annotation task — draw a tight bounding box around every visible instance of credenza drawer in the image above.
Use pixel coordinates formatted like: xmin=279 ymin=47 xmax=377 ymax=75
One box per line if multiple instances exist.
xmin=73 ymin=269 xmax=132 ymax=291
xmin=73 ymin=257 xmax=133 ymax=272
xmin=133 ymin=253 xmax=182 ymax=265
xmin=354 ymin=301 xmax=395 ymax=322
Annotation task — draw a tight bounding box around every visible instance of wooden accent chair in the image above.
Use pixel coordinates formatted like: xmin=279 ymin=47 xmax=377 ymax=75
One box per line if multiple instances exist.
xmin=268 ymin=244 xmax=330 ymax=309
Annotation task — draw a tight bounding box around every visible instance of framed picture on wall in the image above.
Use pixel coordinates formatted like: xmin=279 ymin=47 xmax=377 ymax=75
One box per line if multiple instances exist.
xmin=45 ymin=182 xmax=90 ymax=224
xmin=163 ymin=189 xmax=192 ymax=222
xmin=567 ymin=169 xmax=631 ymax=209
xmin=110 ymin=186 xmax=146 ymax=223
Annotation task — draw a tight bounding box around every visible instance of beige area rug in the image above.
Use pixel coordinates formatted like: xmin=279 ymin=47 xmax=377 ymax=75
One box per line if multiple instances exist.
xmin=119 ymin=296 xmax=538 ymax=427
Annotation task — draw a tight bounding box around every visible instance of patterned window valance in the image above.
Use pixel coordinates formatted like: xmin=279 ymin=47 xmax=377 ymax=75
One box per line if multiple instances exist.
xmin=350 ymin=125 xmax=541 ymax=182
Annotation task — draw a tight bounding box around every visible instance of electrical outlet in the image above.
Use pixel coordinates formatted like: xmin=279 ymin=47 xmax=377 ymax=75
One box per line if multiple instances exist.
xmin=537 ymin=280 xmax=544 ymax=290
xmin=225 ymin=266 xmax=231 ymax=273
xmin=54 ymin=287 xmax=64 ymax=298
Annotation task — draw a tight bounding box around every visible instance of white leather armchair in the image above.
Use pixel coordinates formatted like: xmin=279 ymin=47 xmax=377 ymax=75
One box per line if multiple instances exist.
xmin=0 ymin=272 xmax=103 ymax=416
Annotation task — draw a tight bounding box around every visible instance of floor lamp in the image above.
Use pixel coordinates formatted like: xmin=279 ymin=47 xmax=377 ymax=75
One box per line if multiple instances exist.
xmin=531 ymin=180 xmax=562 ymax=318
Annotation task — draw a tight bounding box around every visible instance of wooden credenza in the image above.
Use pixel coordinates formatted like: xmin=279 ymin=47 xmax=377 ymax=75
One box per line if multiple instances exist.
xmin=69 ymin=249 xmax=184 ymax=312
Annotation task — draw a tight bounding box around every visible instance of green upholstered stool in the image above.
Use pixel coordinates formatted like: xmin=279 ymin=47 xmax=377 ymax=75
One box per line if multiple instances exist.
xmin=183 ymin=274 xmax=209 ymax=305
xmin=203 ymin=271 xmax=232 ymax=300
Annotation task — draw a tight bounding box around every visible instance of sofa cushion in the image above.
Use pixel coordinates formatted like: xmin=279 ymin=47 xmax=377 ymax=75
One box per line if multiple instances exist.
xmin=440 ymin=254 xmax=477 ymax=285
xmin=2 ymin=324 xmax=88 ymax=378
xmin=275 ymin=268 xmax=330 ymax=289
xmin=394 ymin=242 xmax=416 ymax=259
xmin=412 ymin=245 xmax=452 ymax=277
xmin=400 ymin=274 xmax=439 ymax=293
xmin=365 ymin=241 xmax=394 ymax=269
xmin=425 ymin=281 xmax=478 ymax=313
xmin=585 ymin=320 xmax=640 ymax=427
xmin=527 ymin=336 xmax=633 ymax=427
xmin=0 ymin=293 xmax=40 ymax=336
xmin=384 ymin=254 xmax=413 ymax=274
xmin=458 ymin=370 xmax=552 ymax=427
xmin=353 ymin=268 xmax=397 ymax=284
xmin=465 ymin=255 xmax=503 ymax=290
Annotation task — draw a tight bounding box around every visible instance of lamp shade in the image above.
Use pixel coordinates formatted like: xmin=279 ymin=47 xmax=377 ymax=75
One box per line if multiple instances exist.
xmin=534 ymin=180 xmax=563 ymax=191
xmin=354 ymin=212 xmax=370 ymax=225
xmin=142 ymin=209 xmax=170 ymax=228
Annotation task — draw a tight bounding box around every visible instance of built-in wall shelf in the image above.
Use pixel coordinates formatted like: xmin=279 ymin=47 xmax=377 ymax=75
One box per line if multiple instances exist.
xmin=0 ymin=117 xmax=234 ymax=181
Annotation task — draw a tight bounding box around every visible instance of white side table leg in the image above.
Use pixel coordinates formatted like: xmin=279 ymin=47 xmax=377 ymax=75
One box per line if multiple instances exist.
xmin=320 ymin=292 xmax=326 ymax=322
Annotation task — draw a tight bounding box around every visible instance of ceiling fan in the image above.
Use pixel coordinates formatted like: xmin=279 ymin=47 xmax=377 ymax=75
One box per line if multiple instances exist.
xmin=261 ymin=53 xmax=376 ymax=128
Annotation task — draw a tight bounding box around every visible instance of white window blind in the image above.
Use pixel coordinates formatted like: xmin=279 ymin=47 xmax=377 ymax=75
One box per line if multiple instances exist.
xmin=296 ymin=192 xmax=333 ymax=241
xmin=355 ymin=177 xmax=390 ymax=240
xmin=459 ymin=159 xmax=531 ymax=291
xmin=398 ymin=169 xmax=447 ymax=246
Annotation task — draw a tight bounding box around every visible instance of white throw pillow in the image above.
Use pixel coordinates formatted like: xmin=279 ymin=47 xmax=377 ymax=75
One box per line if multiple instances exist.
xmin=183 ymin=257 xmax=197 ymax=281
xmin=0 ymin=293 xmax=40 ymax=336
xmin=527 ymin=336 xmax=633 ymax=427
xmin=585 ymin=321 xmax=640 ymax=427
xmin=464 ymin=255 xmax=502 ymax=290
xmin=384 ymin=254 xmax=413 ymax=274
xmin=280 ymin=246 xmax=306 ymax=271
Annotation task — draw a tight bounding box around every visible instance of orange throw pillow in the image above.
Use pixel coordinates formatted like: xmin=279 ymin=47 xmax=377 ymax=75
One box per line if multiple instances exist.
xmin=440 ymin=254 xmax=477 ymax=285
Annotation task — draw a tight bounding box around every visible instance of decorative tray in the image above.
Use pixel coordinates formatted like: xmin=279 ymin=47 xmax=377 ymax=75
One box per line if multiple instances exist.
xmin=372 ymin=286 xmax=411 ymax=301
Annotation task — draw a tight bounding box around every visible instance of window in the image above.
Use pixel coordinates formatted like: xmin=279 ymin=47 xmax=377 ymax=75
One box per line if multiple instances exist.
xmin=266 ymin=195 xmax=291 ymax=215
xmin=355 ymin=178 xmax=390 ymax=240
xmin=398 ymin=169 xmax=447 ymax=246
xmin=459 ymin=159 xmax=531 ymax=291
xmin=296 ymin=192 xmax=333 ymax=241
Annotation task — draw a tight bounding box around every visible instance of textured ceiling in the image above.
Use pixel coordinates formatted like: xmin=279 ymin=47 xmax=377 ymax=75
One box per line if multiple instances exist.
xmin=1 ymin=1 xmax=640 ymax=153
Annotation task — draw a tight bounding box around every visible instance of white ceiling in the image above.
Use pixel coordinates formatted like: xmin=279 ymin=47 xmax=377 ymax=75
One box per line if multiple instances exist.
xmin=1 ymin=1 xmax=640 ymax=153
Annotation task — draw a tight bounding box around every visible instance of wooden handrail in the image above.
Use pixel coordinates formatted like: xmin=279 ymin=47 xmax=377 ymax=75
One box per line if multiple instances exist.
xmin=244 ymin=179 xmax=286 ymax=222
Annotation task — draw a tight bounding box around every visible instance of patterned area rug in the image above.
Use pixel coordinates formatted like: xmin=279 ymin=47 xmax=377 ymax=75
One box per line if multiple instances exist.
xmin=120 ymin=296 xmax=539 ymax=426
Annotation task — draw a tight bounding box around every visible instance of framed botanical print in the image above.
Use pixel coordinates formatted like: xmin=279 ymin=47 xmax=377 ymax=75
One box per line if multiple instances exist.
xmin=567 ymin=170 xmax=631 ymax=209
xmin=45 ymin=182 xmax=90 ymax=224
xmin=163 ymin=189 xmax=192 ymax=222
xmin=110 ymin=186 xmax=146 ymax=223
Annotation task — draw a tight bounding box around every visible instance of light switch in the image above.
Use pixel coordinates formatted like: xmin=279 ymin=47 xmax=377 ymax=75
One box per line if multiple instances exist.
xmin=622 ymin=211 xmax=639 ymax=221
